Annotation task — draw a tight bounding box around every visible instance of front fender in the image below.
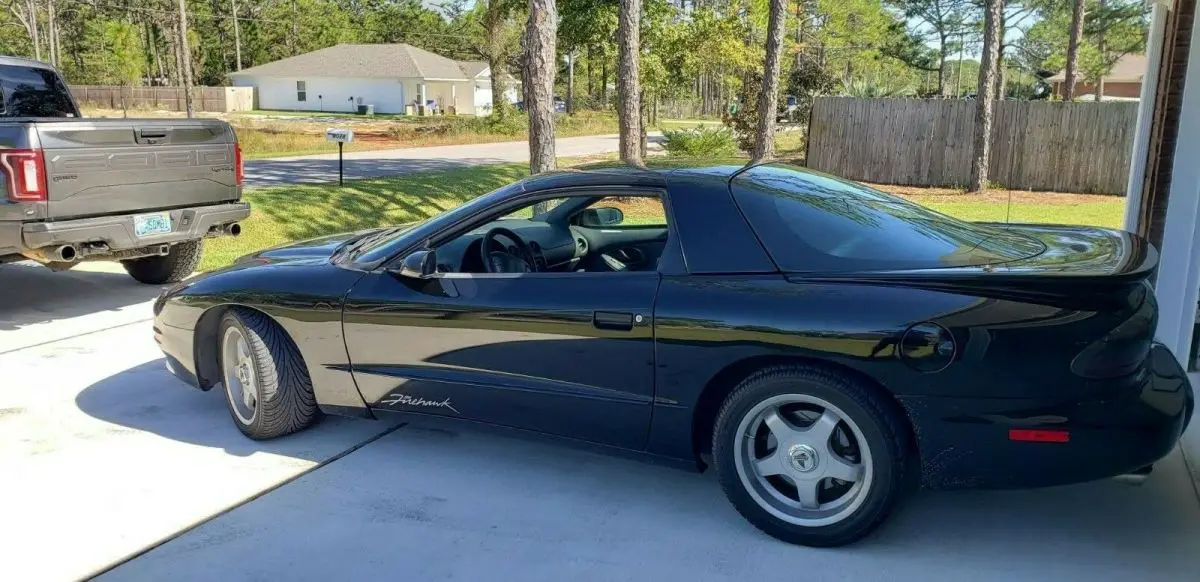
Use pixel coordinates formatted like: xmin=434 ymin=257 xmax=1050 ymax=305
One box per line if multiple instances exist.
xmin=160 ymin=260 xmax=373 ymax=418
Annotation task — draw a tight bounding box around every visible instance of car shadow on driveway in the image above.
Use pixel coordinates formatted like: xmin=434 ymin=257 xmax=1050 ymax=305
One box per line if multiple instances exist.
xmin=99 ymin=417 xmax=1200 ymax=581
xmin=0 ymin=262 xmax=163 ymax=350
xmin=74 ymin=358 xmax=399 ymax=459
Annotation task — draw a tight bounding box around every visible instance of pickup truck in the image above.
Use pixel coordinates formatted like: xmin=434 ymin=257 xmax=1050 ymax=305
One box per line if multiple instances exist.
xmin=0 ymin=56 xmax=249 ymax=284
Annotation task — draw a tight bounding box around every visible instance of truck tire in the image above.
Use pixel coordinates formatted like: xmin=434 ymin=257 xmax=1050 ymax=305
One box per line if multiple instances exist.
xmin=219 ymin=308 xmax=321 ymax=440
xmin=121 ymin=240 xmax=202 ymax=284
xmin=711 ymin=365 xmax=910 ymax=547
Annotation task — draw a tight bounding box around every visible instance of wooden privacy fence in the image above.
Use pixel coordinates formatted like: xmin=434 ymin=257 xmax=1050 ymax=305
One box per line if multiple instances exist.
xmin=68 ymin=86 xmax=255 ymax=113
xmin=806 ymin=97 xmax=1138 ymax=194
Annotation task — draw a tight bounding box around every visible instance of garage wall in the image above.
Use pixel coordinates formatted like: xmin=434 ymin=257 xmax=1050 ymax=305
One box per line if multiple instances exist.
xmin=232 ymin=76 xmax=407 ymax=114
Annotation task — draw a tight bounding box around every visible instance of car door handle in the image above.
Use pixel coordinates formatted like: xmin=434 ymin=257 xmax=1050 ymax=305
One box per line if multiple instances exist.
xmin=593 ymin=311 xmax=634 ymax=331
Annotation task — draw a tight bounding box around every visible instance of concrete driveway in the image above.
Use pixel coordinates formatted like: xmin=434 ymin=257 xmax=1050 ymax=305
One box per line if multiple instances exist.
xmin=0 ymin=262 xmax=400 ymax=582
xmin=245 ymin=133 xmax=664 ymax=187
xmin=3 ymin=261 xmax=1200 ymax=582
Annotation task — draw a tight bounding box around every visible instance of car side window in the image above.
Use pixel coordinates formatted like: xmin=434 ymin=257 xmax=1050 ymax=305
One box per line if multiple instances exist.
xmin=574 ymin=196 xmax=668 ymax=229
xmin=433 ymin=193 xmax=672 ymax=275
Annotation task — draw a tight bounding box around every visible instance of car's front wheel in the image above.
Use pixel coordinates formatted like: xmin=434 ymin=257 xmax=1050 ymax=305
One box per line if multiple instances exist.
xmin=712 ymin=365 xmax=909 ymax=547
xmin=219 ymin=309 xmax=320 ymax=440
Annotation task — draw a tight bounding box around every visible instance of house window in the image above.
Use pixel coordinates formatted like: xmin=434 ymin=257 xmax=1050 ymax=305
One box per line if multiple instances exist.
xmin=296 ymin=81 xmax=307 ymax=102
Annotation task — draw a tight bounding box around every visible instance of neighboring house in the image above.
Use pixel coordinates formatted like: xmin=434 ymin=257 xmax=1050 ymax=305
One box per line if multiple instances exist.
xmin=228 ymin=44 xmax=518 ymax=115
xmin=1048 ymin=53 xmax=1147 ymax=100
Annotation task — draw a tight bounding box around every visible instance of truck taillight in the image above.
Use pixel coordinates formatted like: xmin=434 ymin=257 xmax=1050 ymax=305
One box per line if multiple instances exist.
xmin=234 ymin=143 xmax=244 ymax=186
xmin=0 ymin=149 xmax=47 ymax=202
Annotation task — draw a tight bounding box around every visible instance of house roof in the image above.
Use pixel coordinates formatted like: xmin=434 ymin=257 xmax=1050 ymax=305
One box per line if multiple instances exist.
xmin=458 ymin=61 xmax=490 ymax=78
xmin=1047 ymin=53 xmax=1147 ymax=83
xmin=229 ymin=44 xmax=484 ymax=81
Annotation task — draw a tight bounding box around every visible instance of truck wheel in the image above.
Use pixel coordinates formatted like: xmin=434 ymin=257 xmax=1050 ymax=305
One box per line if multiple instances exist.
xmin=712 ymin=365 xmax=910 ymax=547
xmin=121 ymin=240 xmax=202 ymax=284
xmin=219 ymin=308 xmax=320 ymax=440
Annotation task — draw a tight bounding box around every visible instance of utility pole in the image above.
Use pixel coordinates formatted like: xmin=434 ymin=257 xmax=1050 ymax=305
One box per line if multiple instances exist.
xmin=232 ymin=0 xmax=243 ymax=70
xmin=178 ymin=0 xmax=195 ymax=118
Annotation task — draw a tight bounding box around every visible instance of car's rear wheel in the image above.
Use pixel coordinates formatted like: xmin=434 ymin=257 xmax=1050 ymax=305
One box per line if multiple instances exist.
xmin=219 ymin=309 xmax=320 ymax=440
xmin=712 ymin=365 xmax=909 ymax=547
xmin=122 ymin=240 xmax=202 ymax=284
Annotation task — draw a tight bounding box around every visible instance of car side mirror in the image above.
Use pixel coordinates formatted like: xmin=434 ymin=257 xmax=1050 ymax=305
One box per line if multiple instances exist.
xmin=397 ymin=249 xmax=437 ymax=279
xmin=580 ymin=207 xmax=624 ymax=227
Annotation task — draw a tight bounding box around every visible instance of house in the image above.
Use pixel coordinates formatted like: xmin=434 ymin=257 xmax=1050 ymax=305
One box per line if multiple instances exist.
xmin=1047 ymin=53 xmax=1147 ymax=100
xmin=228 ymin=44 xmax=517 ymax=115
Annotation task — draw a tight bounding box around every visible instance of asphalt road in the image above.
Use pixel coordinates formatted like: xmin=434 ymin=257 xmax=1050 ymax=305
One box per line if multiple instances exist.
xmin=245 ymin=133 xmax=664 ymax=187
xmin=3 ymin=262 xmax=1199 ymax=581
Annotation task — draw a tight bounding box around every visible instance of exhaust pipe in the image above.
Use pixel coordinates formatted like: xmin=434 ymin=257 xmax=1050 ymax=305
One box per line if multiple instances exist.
xmin=224 ymin=223 xmax=242 ymax=237
xmin=1113 ymin=465 xmax=1153 ymax=486
xmin=54 ymin=244 xmax=78 ymax=262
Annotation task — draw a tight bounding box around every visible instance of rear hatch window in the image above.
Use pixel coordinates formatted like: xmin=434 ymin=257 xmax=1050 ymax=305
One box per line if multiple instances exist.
xmin=731 ymin=163 xmax=1046 ymax=272
xmin=0 ymin=65 xmax=76 ymax=118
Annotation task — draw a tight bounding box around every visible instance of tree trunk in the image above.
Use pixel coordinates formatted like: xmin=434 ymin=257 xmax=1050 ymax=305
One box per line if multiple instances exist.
xmin=523 ymin=0 xmax=557 ymax=174
xmin=26 ymin=0 xmax=42 ymax=62
xmin=149 ymin=23 xmax=165 ymax=85
xmin=47 ymin=0 xmax=58 ymax=67
xmin=955 ymin=40 xmax=965 ymax=97
xmin=587 ymin=44 xmax=594 ymax=99
xmin=600 ymin=55 xmax=608 ymax=106
xmin=616 ymin=0 xmax=642 ymax=166
xmin=567 ymin=51 xmax=575 ymax=115
xmin=1064 ymin=0 xmax=1085 ymax=101
xmin=969 ymin=0 xmax=1003 ymax=193
xmin=937 ymin=35 xmax=948 ymax=96
xmin=752 ymin=0 xmax=787 ymax=162
xmin=485 ymin=0 xmax=511 ymax=119
xmin=291 ymin=0 xmax=299 ymax=55
xmin=1095 ymin=0 xmax=1106 ymax=102
xmin=177 ymin=0 xmax=195 ymax=118
xmin=232 ymin=0 xmax=243 ymax=70
xmin=170 ymin=21 xmax=182 ymax=86
xmin=639 ymin=89 xmax=648 ymax=159
xmin=994 ymin=16 xmax=1006 ymax=100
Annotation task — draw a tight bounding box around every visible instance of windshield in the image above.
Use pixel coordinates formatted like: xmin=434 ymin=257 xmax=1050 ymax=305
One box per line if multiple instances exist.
xmin=731 ymin=163 xmax=1045 ymax=272
xmin=0 ymin=65 xmax=76 ymax=118
xmin=351 ymin=182 xmax=525 ymax=265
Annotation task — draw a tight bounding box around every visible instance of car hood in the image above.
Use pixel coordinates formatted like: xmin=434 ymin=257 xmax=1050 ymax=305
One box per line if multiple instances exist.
xmin=247 ymin=229 xmax=381 ymax=262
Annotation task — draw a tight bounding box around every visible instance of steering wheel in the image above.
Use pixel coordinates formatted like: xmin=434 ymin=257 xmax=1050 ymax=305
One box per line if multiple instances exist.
xmin=480 ymin=227 xmax=537 ymax=274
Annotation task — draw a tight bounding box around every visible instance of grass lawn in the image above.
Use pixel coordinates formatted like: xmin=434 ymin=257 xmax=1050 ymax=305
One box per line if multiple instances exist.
xmin=200 ymin=163 xmax=1128 ymax=272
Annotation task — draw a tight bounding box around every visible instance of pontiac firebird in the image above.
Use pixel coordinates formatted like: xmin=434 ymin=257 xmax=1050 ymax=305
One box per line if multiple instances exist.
xmin=153 ymin=161 xmax=1194 ymax=547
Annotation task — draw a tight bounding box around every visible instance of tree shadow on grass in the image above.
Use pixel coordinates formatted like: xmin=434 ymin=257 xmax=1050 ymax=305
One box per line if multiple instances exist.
xmin=251 ymin=163 xmax=529 ymax=243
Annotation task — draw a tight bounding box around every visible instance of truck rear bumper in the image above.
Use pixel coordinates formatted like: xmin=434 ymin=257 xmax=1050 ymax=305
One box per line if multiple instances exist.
xmin=20 ymin=202 xmax=249 ymax=251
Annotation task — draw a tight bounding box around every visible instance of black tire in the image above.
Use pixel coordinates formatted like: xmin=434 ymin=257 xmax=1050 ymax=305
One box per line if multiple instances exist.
xmin=121 ymin=240 xmax=203 ymax=284
xmin=218 ymin=308 xmax=320 ymax=440
xmin=712 ymin=364 xmax=909 ymax=547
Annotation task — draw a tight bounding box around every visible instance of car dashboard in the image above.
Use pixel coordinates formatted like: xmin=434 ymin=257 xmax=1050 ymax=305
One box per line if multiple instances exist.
xmin=435 ymin=219 xmax=584 ymax=273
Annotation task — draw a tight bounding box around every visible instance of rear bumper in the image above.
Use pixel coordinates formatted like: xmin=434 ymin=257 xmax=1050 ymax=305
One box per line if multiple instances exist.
xmin=20 ymin=202 xmax=249 ymax=251
xmin=905 ymin=342 xmax=1194 ymax=489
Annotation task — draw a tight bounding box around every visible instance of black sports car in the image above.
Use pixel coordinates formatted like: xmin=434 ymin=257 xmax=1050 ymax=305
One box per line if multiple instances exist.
xmin=154 ymin=161 xmax=1194 ymax=547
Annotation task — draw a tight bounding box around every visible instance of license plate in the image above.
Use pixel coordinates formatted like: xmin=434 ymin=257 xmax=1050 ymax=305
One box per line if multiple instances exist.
xmin=134 ymin=212 xmax=172 ymax=237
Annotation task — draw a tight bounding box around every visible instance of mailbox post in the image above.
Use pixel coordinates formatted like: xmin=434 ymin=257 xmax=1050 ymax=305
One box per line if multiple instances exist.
xmin=325 ymin=128 xmax=355 ymax=186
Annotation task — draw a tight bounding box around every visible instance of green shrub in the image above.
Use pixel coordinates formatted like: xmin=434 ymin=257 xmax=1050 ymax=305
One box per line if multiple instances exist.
xmin=662 ymin=125 xmax=739 ymax=157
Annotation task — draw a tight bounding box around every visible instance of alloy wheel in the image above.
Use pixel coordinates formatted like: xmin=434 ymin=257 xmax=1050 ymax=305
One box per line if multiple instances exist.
xmin=222 ymin=326 xmax=259 ymax=425
xmin=733 ymin=394 xmax=874 ymax=527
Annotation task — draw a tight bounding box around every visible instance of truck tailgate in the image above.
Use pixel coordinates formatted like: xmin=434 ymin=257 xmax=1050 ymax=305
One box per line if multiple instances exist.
xmin=36 ymin=119 xmax=239 ymax=220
